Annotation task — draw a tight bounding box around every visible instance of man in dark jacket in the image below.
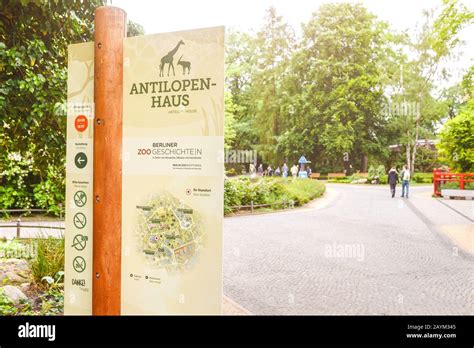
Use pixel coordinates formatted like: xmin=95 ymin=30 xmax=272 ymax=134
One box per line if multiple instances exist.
xmin=388 ymin=167 xmax=398 ymax=198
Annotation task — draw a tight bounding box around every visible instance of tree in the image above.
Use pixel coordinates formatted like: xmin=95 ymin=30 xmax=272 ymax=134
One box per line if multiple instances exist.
xmin=386 ymin=0 xmax=473 ymax=173
xmin=437 ymin=100 xmax=474 ymax=172
xmin=224 ymin=91 xmax=237 ymax=149
xmin=225 ymin=29 xmax=259 ymax=152
xmin=127 ymin=20 xmax=145 ymax=37
xmin=290 ymin=3 xmax=390 ymax=171
xmin=437 ymin=66 xmax=474 ymax=172
xmin=251 ymin=7 xmax=295 ymax=164
xmin=0 ymin=0 xmax=107 ymax=210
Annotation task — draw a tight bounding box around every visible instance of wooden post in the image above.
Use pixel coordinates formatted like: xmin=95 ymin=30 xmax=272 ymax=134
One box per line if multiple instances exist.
xmin=16 ymin=218 xmax=21 ymax=239
xmin=93 ymin=6 xmax=126 ymax=316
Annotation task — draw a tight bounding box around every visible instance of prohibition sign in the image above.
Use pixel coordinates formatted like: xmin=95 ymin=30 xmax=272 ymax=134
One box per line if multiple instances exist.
xmin=73 ymin=256 xmax=86 ymax=273
xmin=72 ymin=234 xmax=88 ymax=251
xmin=73 ymin=190 xmax=87 ymax=207
xmin=73 ymin=212 xmax=87 ymax=229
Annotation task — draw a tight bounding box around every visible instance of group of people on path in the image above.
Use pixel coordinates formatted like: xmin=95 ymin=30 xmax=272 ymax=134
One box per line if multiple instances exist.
xmin=253 ymin=163 xmax=312 ymax=179
xmin=388 ymin=165 xmax=411 ymax=198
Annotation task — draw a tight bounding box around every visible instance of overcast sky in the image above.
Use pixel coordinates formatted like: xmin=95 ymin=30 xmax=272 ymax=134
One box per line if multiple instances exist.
xmin=113 ymin=0 xmax=473 ymax=84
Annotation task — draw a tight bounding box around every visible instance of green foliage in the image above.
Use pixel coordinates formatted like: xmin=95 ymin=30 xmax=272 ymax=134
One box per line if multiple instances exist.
xmin=0 ymin=152 xmax=35 ymax=209
xmin=437 ymin=100 xmax=474 ymax=172
xmin=327 ymin=176 xmax=350 ymax=183
xmin=413 ymin=173 xmax=433 ymax=183
xmin=224 ymin=91 xmax=237 ymax=149
xmin=440 ymin=181 xmax=474 ymax=190
xmin=291 ymin=3 xmax=389 ymax=168
xmin=431 ymin=0 xmax=474 ymax=58
xmin=368 ymin=165 xmax=386 ymax=179
xmin=0 ymin=0 xmax=105 ymax=214
xmin=0 ymin=271 xmax=64 ymax=316
xmin=414 ymin=145 xmax=440 ymax=172
xmin=29 ymin=237 xmax=64 ymax=286
xmin=38 ymin=271 xmax=64 ymax=315
xmin=33 ymin=162 xmax=65 ymax=216
xmin=280 ymin=179 xmax=326 ymax=205
xmin=224 ymin=177 xmax=325 ymax=214
xmin=127 ymin=20 xmax=145 ymax=37
xmin=0 ymin=287 xmax=20 ymax=315
xmin=0 ymin=240 xmax=31 ymax=259
xmin=378 ymin=175 xmax=388 ymax=184
xmin=225 ymin=1 xmax=471 ymax=174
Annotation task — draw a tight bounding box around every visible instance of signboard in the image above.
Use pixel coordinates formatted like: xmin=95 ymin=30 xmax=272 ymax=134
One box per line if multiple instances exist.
xmin=64 ymin=42 xmax=94 ymax=315
xmin=65 ymin=26 xmax=224 ymax=315
xmin=121 ymin=27 xmax=224 ymax=314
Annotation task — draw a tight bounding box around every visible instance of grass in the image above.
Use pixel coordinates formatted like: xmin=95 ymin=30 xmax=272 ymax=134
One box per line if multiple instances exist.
xmin=279 ymin=178 xmax=326 ymax=205
xmin=28 ymin=236 xmax=64 ymax=286
xmin=0 ymin=236 xmax=65 ymax=315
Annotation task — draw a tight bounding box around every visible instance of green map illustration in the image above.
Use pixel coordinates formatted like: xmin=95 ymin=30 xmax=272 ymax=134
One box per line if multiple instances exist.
xmin=135 ymin=191 xmax=203 ymax=271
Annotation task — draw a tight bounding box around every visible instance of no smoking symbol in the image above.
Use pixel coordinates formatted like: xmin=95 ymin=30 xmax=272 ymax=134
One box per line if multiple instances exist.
xmin=73 ymin=256 xmax=86 ymax=273
xmin=73 ymin=212 xmax=87 ymax=229
xmin=185 ymin=188 xmax=192 ymax=195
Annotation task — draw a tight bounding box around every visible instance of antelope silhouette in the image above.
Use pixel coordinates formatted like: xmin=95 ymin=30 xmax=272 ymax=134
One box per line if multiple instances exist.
xmin=177 ymin=55 xmax=191 ymax=75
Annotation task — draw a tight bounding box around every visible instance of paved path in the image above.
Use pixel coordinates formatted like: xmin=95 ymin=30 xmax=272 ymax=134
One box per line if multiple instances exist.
xmin=223 ymin=184 xmax=473 ymax=315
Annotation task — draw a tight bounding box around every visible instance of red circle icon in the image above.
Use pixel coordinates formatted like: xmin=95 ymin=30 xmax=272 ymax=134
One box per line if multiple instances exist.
xmin=74 ymin=115 xmax=88 ymax=132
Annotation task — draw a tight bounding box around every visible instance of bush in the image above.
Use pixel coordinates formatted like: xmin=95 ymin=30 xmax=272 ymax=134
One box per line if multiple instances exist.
xmin=0 ymin=152 xmax=35 ymax=210
xmin=224 ymin=177 xmax=325 ymax=214
xmin=366 ymin=165 xmax=386 ymax=184
xmin=413 ymin=173 xmax=433 ymax=183
xmin=279 ymin=179 xmax=326 ymax=205
xmin=378 ymin=174 xmax=388 ymax=184
xmin=29 ymin=237 xmax=64 ymax=286
xmin=327 ymin=176 xmax=350 ymax=183
xmin=33 ymin=164 xmax=65 ymax=216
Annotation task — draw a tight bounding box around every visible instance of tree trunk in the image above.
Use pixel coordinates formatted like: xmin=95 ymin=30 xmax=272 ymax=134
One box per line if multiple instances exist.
xmin=361 ymin=155 xmax=368 ymax=173
xmin=410 ymin=118 xmax=420 ymax=174
xmin=406 ymin=138 xmax=411 ymax=171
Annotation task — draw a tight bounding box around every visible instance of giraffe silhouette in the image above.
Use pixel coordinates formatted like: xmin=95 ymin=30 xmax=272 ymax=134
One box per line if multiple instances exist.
xmin=159 ymin=40 xmax=184 ymax=77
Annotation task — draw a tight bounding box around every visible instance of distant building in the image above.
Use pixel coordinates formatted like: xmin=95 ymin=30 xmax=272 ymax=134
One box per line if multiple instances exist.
xmin=389 ymin=139 xmax=438 ymax=152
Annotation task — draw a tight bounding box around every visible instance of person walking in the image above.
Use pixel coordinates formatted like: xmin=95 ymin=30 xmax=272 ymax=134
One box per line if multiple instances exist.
xmin=267 ymin=165 xmax=273 ymax=177
xmin=290 ymin=164 xmax=298 ymax=179
xmin=275 ymin=166 xmax=281 ymax=177
xmin=388 ymin=166 xmax=398 ymax=198
xmin=400 ymin=165 xmax=410 ymax=198
xmin=257 ymin=164 xmax=263 ymax=176
xmin=282 ymin=163 xmax=289 ymax=178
